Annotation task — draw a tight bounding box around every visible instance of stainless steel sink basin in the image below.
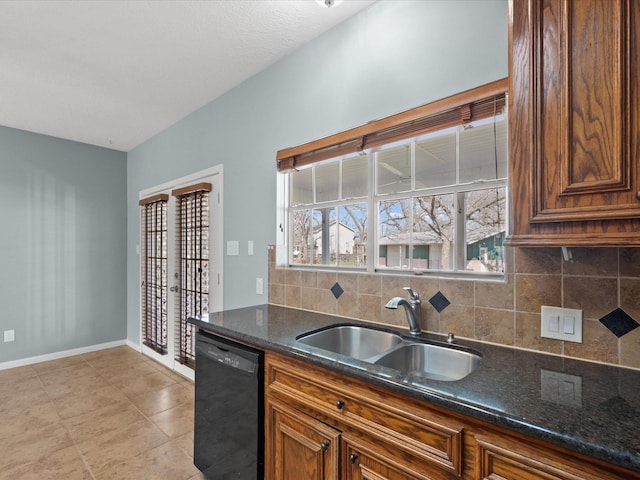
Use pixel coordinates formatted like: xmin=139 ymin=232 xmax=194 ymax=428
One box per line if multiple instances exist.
xmin=296 ymin=325 xmax=403 ymax=361
xmin=374 ymin=343 xmax=481 ymax=381
xmin=295 ymin=323 xmax=482 ymax=382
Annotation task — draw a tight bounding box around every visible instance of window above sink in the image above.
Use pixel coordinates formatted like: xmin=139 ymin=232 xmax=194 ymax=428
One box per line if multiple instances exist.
xmin=277 ymin=79 xmax=508 ymax=278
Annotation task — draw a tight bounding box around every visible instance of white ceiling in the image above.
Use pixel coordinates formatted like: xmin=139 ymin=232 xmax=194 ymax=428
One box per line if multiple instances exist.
xmin=0 ymin=0 xmax=374 ymax=152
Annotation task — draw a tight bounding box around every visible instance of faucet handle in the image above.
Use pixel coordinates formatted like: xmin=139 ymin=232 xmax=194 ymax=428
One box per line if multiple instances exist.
xmin=403 ymin=287 xmax=419 ymax=300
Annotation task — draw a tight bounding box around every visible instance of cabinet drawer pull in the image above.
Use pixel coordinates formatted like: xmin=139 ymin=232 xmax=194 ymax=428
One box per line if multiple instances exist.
xmin=349 ymin=453 xmax=359 ymax=464
xmin=320 ymin=441 xmax=330 ymax=451
xmin=335 ymin=400 xmax=345 ymax=410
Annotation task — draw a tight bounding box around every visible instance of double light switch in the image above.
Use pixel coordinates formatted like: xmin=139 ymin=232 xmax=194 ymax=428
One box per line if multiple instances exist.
xmin=541 ymin=306 xmax=583 ymax=343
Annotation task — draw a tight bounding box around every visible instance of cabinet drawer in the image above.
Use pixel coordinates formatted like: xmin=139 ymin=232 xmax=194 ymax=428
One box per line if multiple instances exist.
xmin=342 ymin=433 xmax=461 ymax=480
xmin=266 ymin=352 xmax=464 ymax=476
xmin=475 ymin=431 xmax=640 ymax=480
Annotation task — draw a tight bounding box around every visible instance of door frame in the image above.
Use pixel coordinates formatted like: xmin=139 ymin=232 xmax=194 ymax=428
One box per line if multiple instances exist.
xmin=138 ymin=165 xmax=224 ymax=379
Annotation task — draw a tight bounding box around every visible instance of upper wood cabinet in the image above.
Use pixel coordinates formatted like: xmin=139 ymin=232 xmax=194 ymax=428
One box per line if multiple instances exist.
xmin=508 ymin=0 xmax=640 ymax=246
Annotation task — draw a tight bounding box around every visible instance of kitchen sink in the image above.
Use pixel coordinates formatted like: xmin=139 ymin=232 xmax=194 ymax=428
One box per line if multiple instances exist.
xmin=296 ymin=324 xmax=403 ymax=361
xmin=295 ymin=323 xmax=482 ymax=381
xmin=374 ymin=342 xmax=481 ymax=381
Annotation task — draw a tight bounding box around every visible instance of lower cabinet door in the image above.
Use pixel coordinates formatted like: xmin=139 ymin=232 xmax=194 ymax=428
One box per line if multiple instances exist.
xmin=342 ymin=435 xmax=442 ymax=480
xmin=267 ymin=399 xmax=340 ymax=480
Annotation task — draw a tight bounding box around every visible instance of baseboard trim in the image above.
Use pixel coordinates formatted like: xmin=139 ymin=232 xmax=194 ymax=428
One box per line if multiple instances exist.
xmin=0 ymin=339 xmax=128 ymax=371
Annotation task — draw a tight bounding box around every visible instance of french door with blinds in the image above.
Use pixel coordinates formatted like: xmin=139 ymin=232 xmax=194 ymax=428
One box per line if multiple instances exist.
xmin=139 ymin=166 xmax=223 ymax=379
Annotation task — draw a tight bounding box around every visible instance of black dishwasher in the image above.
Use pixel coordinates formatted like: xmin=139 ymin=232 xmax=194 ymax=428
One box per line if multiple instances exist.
xmin=194 ymin=330 xmax=264 ymax=479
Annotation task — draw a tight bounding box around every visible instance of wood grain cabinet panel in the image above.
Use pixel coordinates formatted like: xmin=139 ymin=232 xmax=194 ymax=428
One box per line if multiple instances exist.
xmin=475 ymin=431 xmax=638 ymax=480
xmin=267 ymin=398 xmax=340 ymax=480
xmin=266 ymin=352 xmax=464 ymax=477
xmin=264 ymin=352 xmax=640 ymax=480
xmin=509 ymin=0 xmax=640 ymax=245
xmin=342 ymin=435 xmax=439 ymax=480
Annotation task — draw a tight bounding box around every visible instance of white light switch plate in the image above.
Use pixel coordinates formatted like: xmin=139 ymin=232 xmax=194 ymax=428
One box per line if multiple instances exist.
xmin=4 ymin=330 xmax=15 ymax=342
xmin=541 ymin=306 xmax=583 ymax=343
xmin=226 ymin=240 xmax=239 ymax=256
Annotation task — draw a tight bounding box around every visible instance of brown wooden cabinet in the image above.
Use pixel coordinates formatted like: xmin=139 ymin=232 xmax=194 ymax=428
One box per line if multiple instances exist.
xmin=265 ymin=352 xmax=463 ymax=480
xmin=342 ymin=436 xmax=426 ymax=480
xmin=508 ymin=0 xmax=640 ymax=246
xmin=268 ymin=398 xmax=340 ymax=480
xmin=267 ymin=397 xmax=439 ymax=480
xmin=264 ymin=351 xmax=640 ymax=480
xmin=475 ymin=430 xmax=637 ymax=480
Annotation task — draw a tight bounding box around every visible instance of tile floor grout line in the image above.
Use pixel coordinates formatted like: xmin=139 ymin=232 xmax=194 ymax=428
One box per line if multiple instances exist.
xmin=76 ymin=366 xmax=173 ymax=480
xmin=87 ymin=352 xmax=194 ymax=476
xmin=2 ymin=347 xmax=201 ymax=479
xmin=34 ymin=359 xmax=100 ymax=480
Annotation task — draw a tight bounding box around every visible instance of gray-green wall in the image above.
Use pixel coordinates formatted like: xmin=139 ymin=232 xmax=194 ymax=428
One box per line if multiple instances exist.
xmin=0 ymin=1 xmax=509 ymax=360
xmin=0 ymin=126 xmax=127 ymax=363
xmin=126 ymin=0 xmax=509 ymax=344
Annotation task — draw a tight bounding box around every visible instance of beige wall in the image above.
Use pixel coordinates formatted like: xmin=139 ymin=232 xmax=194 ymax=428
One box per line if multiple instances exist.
xmin=268 ymin=246 xmax=640 ymax=370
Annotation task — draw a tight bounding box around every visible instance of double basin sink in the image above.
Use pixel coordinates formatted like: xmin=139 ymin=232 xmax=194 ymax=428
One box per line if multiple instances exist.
xmin=295 ymin=324 xmax=481 ymax=382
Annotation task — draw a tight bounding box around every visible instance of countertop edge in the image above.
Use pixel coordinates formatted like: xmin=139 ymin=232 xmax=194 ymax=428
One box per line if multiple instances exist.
xmin=188 ymin=311 xmax=640 ymax=474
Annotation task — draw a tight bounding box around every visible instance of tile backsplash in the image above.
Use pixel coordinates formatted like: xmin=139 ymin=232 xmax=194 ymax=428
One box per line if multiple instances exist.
xmin=268 ymin=246 xmax=640 ymax=370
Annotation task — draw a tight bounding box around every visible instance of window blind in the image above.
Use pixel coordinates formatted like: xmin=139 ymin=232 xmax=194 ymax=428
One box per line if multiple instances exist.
xmin=139 ymin=194 xmax=169 ymax=354
xmin=276 ymin=78 xmax=508 ymax=172
xmin=173 ymin=183 xmax=211 ymax=366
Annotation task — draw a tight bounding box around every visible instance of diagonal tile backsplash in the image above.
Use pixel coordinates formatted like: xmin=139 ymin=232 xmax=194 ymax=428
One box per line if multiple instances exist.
xmin=268 ymin=246 xmax=640 ymax=370
xmin=600 ymin=308 xmax=640 ymax=338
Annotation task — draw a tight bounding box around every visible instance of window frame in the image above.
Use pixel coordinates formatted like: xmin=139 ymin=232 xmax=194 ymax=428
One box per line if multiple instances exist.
xmin=279 ymin=79 xmax=509 ymax=278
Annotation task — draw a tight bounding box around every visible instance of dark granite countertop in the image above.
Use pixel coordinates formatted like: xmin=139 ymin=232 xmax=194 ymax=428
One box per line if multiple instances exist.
xmin=188 ymin=304 xmax=640 ymax=473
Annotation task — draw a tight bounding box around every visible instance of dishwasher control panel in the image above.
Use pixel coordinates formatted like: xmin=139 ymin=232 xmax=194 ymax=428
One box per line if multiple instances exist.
xmin=199 ymin=344 xmax=258 ymax=374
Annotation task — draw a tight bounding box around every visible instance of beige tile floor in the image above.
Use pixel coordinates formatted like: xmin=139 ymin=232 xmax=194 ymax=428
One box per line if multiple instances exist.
xmin=0 ymin=346 xmax=206 ymax=480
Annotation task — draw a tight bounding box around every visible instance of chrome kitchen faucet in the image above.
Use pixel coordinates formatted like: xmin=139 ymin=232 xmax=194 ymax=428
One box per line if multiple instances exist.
xmin=385 ymin=287 xmax=422 ymax=335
